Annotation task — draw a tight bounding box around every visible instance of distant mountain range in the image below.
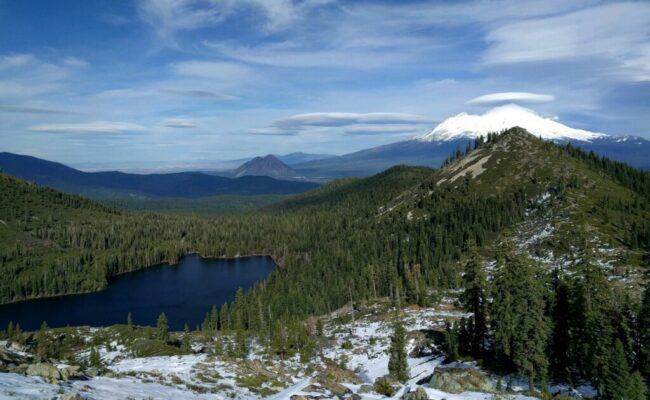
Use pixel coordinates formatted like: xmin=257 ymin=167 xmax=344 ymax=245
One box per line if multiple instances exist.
xmin=0 ymin=152 xmax=319 ymax=199
xmin=2 ymin=106 xmax=647 ymax=188
xmin=286 ymin=105 xmax=650 ymax=177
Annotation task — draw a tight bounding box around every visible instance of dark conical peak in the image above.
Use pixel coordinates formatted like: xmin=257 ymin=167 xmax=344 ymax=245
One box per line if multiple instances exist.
xmin=233 ymin=154 xmax=296 ymax=178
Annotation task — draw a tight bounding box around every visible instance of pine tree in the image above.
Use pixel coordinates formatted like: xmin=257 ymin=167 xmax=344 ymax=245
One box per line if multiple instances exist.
xmin=602 ymin=340 xmax=632 ymax=400
xmin=36 ymin=321 xmax=50 ymax=358
xmin=491 ymin=251 xmax=550 ymax=391
xmin=459 ymin=246 xmax=488 ymax=357
xmin=637 ymin=273 xmax=650 ymax=383
xmin=627 ymin=371 xmax=647 ymax=400
xmin=6 ymin=321 xmax=13 ymax=338
xmin=388 ymin=318 xmax=409 ymax=382
xmin=89 ymin=347 xmax=102 ymax=369
xmin=550 ymin=269 xmax=572 ymax=382
xmin=157 ymin=312 xmax=169 ymax=342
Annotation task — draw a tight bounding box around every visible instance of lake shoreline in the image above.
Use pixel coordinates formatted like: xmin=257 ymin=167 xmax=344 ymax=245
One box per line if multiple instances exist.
xmin=0 ymin=252 xmax=279 ymax=309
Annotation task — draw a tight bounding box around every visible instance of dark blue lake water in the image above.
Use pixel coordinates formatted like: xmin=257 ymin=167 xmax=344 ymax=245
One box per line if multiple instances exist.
xmin=0 ymin=254 xmax=275 ymax=331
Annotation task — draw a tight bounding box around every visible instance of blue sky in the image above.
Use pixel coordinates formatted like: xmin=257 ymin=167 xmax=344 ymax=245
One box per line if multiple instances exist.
xmin=0 ymin=0 xmax=649 ymax=169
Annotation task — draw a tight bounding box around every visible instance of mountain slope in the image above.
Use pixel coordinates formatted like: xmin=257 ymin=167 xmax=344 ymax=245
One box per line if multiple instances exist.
xmin=416 ymin=104 xmax=605 ymax=142
xmin=233 ymin=154 xmax=298 ymax=178
xmin=382 ymin=127 xmax=650 ymax=278
xmin=0 ymin=152 xmax=318 ymax=198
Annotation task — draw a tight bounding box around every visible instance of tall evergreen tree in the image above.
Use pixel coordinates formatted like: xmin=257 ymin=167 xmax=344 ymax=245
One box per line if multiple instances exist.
xmin=157 ymin=312 xmax=169 ymax=342
xmin=388 ymin=318 xmax=409 ymax=382
xmin=602 ymin=339 xmax=633 ymax=400
xmin=491 ymin=251 xmax=550 ymax=391
xmin=459 ymin=246 xmax=488 ymax=357
xmin=550 ymin=269 xmax=572 ymax=382
xmin=637 ymin=272 xmax=650 ymax=384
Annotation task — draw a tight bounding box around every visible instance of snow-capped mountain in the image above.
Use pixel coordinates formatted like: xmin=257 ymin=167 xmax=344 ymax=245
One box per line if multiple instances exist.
xmin=416 ymin=104 xmax=606 ymax=143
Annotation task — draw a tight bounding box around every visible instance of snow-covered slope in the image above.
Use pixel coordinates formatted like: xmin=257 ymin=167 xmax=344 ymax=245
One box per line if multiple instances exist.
xmin=416 ymin=104 xmax=606 ymax=142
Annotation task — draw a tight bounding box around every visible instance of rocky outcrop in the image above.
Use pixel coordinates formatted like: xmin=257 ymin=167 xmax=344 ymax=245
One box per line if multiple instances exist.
xmin=26 ymin=363 xmax=62 ymax=383
xmin=312 ymin=374 xmax=352 ymax=397
xmin=429 ymin=367 xmax=493 ymax=394
xmin=402 ymin=386 xmax=429 ymax=400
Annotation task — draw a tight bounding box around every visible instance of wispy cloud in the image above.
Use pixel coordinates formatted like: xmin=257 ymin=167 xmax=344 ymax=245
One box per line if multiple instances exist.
xmin=29 ymin=121 xmax=146 ymax=134
xmin=160 ymin=89 xmax=238 ymax=100
xmin=170 ymin=60 xmax=254 ymax=83
xmin=247 ymin=127 xmax=298 ymax=136
xmin=273 ymin=112 xmax=430 ymax=129
xmin=343 ymin=126 xmax=421 ymax=136
xmin=137 ymin=0 xmax=329 ymax=42
xmin=467 ymin=92 xmax=556 ymax=105
xmin=161 ymin=118 xmax=196 ymax=128
xmin=0 ymin=104 xmax=73 ymax=114
xmin=482 ymin=2 xmax=650 ymax=81
xmin=62 ymin=56 xmax=88 ymax=69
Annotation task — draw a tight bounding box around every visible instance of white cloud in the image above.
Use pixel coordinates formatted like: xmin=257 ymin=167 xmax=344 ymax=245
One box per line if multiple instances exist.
xmin=161 ymin=118 xmax=197 ymax=128
xmin=273 ymin=112 xmax=430 ymax=129
xmin=0 ymin=54 xmax=36 ymax=69
xmin=247 ymin=127 xmax=298 ymax=136
xmin=29 ymin=121 xmax=146 ymax=134
xmin=482 ymin=2 xmax=650 ymax=81
xmin=160 ymin=89 xmax=238 ymax=100
xmin=170 ymin=60 xmax=254 ymax=82
xmin=62 ymin=56 xmax=89 ymax=68
xmin=467 ymin=92 xmax=556 ymax=105
xmin=0 ymin=105 xmax=72 ymax=114
xmin=138 ymin=0 xmax=331 ymax=40
xmin=343 ymin=126 xmax=420 ymax=135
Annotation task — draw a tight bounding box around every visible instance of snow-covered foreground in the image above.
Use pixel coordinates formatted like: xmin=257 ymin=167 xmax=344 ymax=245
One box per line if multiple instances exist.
xmin=0 ymin=302 xmax=594 ymax=399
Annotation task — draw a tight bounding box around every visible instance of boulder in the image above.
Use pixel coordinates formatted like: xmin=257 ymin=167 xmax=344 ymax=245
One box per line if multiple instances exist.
xmin=59 ymin=394 xmax=83 ymax=400
xmin=402 ymin=386 xmax=429 ymax=400
xmin=429 ymin=367 xmax=493 ymax=394
xmin=59 ymin=365 xmax=84 ymax=381
xmin=312 ymin=374 xmax=352 ymax=397
xmin=324 ymin=365 xmax=362 ymax=384
xmin=85 ymin=367 xmax=100 ymax=377
xmin=26 ymin=363 xmax=62 ymax=383
xmin=346 ymin=394 xmax=362 ymax=400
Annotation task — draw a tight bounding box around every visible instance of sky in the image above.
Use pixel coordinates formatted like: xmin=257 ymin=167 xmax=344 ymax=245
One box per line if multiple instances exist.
xmin=0 ymin=0 xmax=649 ymax=170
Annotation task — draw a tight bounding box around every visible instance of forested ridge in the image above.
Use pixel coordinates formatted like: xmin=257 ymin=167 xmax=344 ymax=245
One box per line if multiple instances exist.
xmin=1 ymin=128 xmax=650 ymax=395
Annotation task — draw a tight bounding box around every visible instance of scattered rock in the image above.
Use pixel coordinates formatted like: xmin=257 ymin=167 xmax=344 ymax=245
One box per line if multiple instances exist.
xmin=26 ymin=362 xmax=62 ymax=383
xmin=324 ymin=365 xmax=362 ymax=384
xmin=59 ymin=365 xmax=84 ymax=381
xmin=429 ymin=367 xmax=493 ymax=394
xmin=312 ymin=374 xmax=352 ymax=397
xmin=59 ymin=394 xmax=83 ymax=400
xmin=85 ymin=367 xmax=100 ymax=377
xmin=402 ymin=386 xmax=429 ymax=400
xmin=346 ymin=394 xmax=362 ymax=400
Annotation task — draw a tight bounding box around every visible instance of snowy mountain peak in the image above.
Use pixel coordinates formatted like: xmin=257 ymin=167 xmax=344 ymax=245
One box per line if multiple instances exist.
xmin=416 ymin=104 xmax=606 ymax=142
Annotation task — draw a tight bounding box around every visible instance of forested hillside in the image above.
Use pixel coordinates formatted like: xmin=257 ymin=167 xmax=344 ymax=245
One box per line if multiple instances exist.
xmin=1 ymin=128 xmax=649 ymax=396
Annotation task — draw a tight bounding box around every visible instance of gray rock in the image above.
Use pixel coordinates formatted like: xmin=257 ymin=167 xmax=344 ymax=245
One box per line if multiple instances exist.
xmin=429 ymin=367 xmax=493 ymax=394
xmin=346 ymin=394 xmax=362 ymax=400
xmin=26 ymin=363 xmax=62 ymax=383
xmin=312 ymin=375 xmax=352 ymax=397
xmin=59 ymin=394 xmax=83 ymax=400
xmin=85 ymin=367 xmax=100 ymax=377
xmin=59 ymin=365 xmax=84 ymax=381
xmin=402 ymin=386 xmax=429 ymax=400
